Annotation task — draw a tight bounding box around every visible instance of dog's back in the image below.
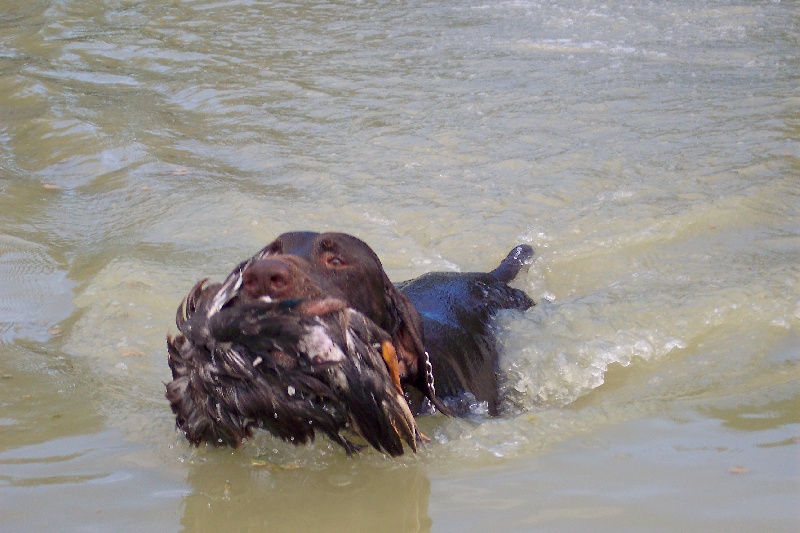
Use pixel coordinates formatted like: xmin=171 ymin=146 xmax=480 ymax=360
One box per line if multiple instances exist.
xmin=397 ymin=245 xmax=534 ymax=415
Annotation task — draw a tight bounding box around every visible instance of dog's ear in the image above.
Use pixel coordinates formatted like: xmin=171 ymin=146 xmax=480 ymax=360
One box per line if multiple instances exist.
xmin=383 ymin=277 xmax=452 ymax=416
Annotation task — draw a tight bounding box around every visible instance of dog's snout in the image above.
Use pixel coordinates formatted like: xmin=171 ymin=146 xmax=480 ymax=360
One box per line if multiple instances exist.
xmin=242 ymin=259 xmax=295 ymax=299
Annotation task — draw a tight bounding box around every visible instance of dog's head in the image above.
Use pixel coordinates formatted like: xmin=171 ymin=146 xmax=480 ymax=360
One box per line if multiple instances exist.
xmin=247 ymin=231 xmax=444 ymax=412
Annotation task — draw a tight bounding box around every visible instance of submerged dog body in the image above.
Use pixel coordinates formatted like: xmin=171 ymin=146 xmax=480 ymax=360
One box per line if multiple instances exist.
xmin=166 ymin=232 xmax=534 ymax=455
xmin=397 ymin=247 xmax=535 ymax=416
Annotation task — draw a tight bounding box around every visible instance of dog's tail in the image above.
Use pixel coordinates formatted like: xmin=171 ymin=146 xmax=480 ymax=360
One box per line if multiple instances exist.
xmin=490 ymin=244 xmax=534 ymax=283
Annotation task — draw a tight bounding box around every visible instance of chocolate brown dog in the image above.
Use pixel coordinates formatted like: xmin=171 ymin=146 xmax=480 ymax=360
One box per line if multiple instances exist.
xmin=167 ymin=232 xmax=533 ymax=454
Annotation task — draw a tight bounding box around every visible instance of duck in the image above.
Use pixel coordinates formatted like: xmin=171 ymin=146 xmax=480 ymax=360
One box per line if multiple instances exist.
xmin=166 ymin=260 xmax=421 ymax=457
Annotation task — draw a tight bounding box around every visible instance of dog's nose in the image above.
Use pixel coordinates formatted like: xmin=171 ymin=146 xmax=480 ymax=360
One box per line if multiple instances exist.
xmin=242 ymin=259 xmax=295 ymax=299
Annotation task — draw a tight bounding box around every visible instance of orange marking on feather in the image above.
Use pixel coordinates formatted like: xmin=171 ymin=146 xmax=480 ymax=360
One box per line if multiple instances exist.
xmin=381 ymin=341 xmax=404 ymax=395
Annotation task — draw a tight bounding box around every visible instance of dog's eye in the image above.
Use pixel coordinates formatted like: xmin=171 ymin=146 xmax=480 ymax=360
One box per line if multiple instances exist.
xmin=328 ymin=256 xmax=343 ymax=267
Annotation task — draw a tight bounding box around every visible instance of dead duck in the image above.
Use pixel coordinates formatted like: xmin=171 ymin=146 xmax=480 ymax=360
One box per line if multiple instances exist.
xmin=166 ymin=257 xmax=421 ymax=457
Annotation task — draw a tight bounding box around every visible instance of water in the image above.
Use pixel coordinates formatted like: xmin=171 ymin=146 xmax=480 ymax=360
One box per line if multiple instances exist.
xmin=1 ymin=0 xmax=798 ymax=531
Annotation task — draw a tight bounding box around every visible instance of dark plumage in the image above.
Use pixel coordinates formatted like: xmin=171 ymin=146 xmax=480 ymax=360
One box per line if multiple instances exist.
xmin=166 ymin=271 xmax=419 ymax=456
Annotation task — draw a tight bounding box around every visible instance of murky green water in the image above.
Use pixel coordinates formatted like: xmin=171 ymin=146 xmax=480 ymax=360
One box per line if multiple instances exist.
xmin=1 ymin=0 xmax=798 ymax=531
